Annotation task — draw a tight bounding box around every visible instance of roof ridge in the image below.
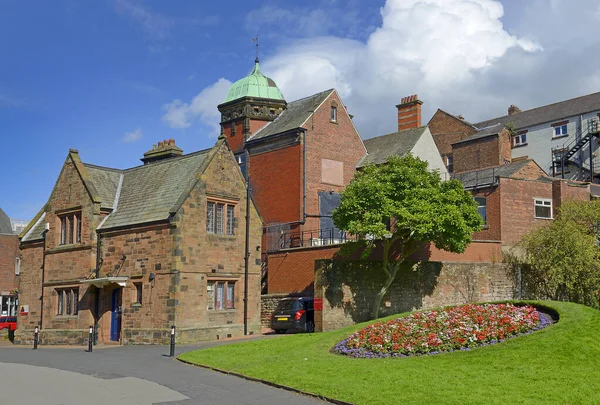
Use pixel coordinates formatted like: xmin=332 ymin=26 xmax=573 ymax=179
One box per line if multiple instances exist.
xmin=438 ymin=109 xmax=478 ymax=129
xmin=288 ymin=88 xmax=334 ymax=105
xmin=83 ymin=163 xmax=123 ymax=173
xmin=364 ymin=126 xmax=428 ymax=142
xmin=122 ymin=147 xmax=213 ymax=173
xmin=476 ymin=91 xmax=600 ymax=126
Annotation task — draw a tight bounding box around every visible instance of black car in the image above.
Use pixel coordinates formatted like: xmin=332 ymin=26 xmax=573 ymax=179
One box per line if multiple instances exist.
xmin=270 ymin=297 xmax=314 ymax=334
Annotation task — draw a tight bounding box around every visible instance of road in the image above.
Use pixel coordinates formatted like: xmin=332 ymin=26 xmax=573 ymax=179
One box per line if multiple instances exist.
xmin=0 ymin=338 xmax=328 ymax=405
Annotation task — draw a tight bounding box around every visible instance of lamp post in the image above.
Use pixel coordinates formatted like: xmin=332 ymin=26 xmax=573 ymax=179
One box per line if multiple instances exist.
xmin=169 ymin=325 xmax=176 ymax=357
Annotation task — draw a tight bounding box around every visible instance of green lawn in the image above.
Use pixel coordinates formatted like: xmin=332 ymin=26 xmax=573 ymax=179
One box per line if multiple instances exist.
xmin=179 ymin=301 xmax=600 ymax=405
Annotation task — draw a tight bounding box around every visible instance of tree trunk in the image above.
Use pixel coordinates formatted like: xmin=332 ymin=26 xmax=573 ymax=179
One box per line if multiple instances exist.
xmin=371 ymin=262 xmax=401 ymax=320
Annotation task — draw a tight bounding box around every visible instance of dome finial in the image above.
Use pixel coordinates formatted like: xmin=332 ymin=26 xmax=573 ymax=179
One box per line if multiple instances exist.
xmin=252 ymin=35 xmax=259 ymax=64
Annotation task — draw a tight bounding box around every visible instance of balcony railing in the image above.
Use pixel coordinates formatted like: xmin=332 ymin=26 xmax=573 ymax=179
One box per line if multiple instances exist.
xmin=275 ymin=228 xmax=352 ymax=251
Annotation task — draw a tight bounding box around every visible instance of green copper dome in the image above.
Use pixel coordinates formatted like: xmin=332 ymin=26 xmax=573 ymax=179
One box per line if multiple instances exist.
xmin=224 ymin=61 xmax=285 ymax=103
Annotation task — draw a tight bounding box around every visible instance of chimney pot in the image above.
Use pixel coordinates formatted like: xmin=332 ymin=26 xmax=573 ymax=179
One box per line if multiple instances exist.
xmin=508 ymin=105 xmax=521 ymax=116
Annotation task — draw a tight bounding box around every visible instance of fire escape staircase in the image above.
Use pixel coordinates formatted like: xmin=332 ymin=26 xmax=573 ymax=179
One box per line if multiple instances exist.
xmin=552 ymin=118 xmax=600 ymax=180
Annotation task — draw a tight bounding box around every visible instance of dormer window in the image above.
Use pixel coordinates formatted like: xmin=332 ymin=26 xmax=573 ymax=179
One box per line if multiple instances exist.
xmin=330 ymin=106 xmax=337 ymax=122
xmin=60 ymin=212 xmax=81 ymax=245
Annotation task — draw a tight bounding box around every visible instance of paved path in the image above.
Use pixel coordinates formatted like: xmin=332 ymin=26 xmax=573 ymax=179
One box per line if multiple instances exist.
xmin=0 ymin=338 xmax=328 ymax=405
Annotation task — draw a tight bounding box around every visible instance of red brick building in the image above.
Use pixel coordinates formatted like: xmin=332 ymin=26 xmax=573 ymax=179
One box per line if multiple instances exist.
xmin=217 ymin=60 xmax=366 ymax=291
xmin=0 ymin=209 xmax=19 ymax=316
xmin=16 ymin=138 xmax=263 ymax=345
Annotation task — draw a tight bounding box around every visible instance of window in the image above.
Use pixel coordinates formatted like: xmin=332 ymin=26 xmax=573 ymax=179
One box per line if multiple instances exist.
xmin=134 ymin=283 xmax=143 ymax=305
xmin=446 ymin=155 xmax=454 ymax=174
xmin=534 ymin=199 xmax=552 ymax=219
xmin=15 ymin=257 xmax=20 ymax=275
xmin=474 ymin=196 xmax=487 ymax=225
xmin=206 ymin=201 xmax=235 ymax=235
xmin=59 ymin=212 xmax=82 ymax=245
xmin=57 ymin=288 xmax=79 ymax=316
xmin=553 ymin=124 xmax=568 ymax=138
xmin=513 ymin=133 xmax=527 ymax=147
xmin=207 ymin=280 xmax=236 ymax=310
xmin=330 ymin=106 xmax=337 ymax=122
xmin=231 ymin=122 xmax=236 ymax=136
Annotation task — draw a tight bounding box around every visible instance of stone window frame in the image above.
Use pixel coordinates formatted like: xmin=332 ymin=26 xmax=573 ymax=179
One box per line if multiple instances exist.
xmin=56 ymin=287 xmax=79 ymax=317
xmin=206 ymin=279 xmax=236 ymax=311
xmin=58 ymin=211 xmax=82 ymax=245
xmin=534 ymin=198 xmax=553 ymax=220
xmin=133 ymin=282 xmax=143 ymax=306
xmin=206 ymin=199 xmax=236 ymax=236
xmin=15 ymin=257 xmax=20 ymax=276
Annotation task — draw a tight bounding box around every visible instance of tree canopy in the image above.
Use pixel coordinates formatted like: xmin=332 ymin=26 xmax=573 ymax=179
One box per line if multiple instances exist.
xmin=509 ymin=199 xmax=600 ymax=308
xmin=332 ymin=154 xmax=482 ymax=319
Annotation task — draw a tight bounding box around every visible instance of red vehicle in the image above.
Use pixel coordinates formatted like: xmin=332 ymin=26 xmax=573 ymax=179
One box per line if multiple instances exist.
xmin=0 ymin=316 xmax=17 ymax=331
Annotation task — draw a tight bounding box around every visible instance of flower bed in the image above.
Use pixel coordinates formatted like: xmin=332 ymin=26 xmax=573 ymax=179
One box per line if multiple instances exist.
xmin=334 ymin=303 xmax=553 ymax=358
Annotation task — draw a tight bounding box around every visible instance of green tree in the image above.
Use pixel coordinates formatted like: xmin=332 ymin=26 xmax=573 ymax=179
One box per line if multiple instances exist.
xmin=332 ymin=154 xmax=483 ymax=319
xmin=508 ymin=200 xmax=600 ymax=308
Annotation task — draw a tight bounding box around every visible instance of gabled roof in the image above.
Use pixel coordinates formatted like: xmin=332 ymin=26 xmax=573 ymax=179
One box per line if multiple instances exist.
xmin=474 ymin=91 xmax=600 ymax=130
xmin=0 ymin=208 xmax=13 ymax=235
xmin=21 ymin=145 xmax=217 ymax=241
xmin=99 ymin=149 xmax=211 ymax=230
xmin=357 ymin=126 xmax=427 ymax=168
xmin=453 ymin=159 xmax=538 ymax=189
xmin=84 ymin=165 xmax=122 ymax=210
xmin=248 ymin=89 xmax=334 ymax=141
xmin=435 ymin=109 xmax=478 ymax=130
xmin=453 ymin=123 xmax=504 ymax=145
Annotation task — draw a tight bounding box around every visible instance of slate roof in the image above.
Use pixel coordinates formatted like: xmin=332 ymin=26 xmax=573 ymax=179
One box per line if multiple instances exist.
xmin=248 ymin=89 xmax=334 ymax=141
xmin=0 ymin=208 xmax=13 ymax=234
xmin=84 ymin=165 xmax=122 ymax=210
xmin=474 ymin=91 xmax=600 ymax=130
xmin=453 ymin=159 xmax=535 ymax=189
xmin=453 ymin=123 xmax=503 ymax=145
xmin=99 ymin=149 xmax=210 ymax=230
xmin=357 ymin=126 xmax=427 ymax=168
xmin=21 ymin=147 xmax=213 ymax=241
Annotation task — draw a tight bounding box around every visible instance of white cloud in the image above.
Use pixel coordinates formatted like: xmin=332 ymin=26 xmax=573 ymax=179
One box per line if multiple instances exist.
xmin=161 ymin=78 xmax=232 ymax=135
xmin=167 ymin=0 xmax=600 ymax=139
xmin=122 ymin=128 xmax=143 ymax=143
xmin=0 ymin=94 xmax=22 ymax=108
xmin=115 ymin=0 xmax=173 ymax=40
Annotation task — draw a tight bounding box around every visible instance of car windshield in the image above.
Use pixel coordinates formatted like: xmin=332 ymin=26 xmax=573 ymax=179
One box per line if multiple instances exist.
xmin=275 ymin=300 xmax=302 ymax=311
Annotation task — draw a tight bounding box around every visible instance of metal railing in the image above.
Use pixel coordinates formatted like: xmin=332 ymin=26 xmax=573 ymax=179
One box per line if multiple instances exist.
xmin=551 ymin=118 xmax=600 ymax=180
xmin=275 ymin=227 xmax=352 ymax=251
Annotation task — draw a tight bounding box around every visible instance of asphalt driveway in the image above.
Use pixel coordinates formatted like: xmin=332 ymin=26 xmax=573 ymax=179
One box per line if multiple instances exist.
xmin=0 ymin=337 xmax=328 ymax=405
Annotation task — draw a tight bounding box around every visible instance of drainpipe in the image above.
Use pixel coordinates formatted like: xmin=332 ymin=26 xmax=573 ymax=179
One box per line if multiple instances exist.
xmin=40 ymin=226 xmax=49 ymax=329
xmin=243 ymin=172 xmax=251 ymax=335
xmin=302 ymin=128 xmax=307 ymax=224
xmin=94 ymin=231 xmax=102 ymax=345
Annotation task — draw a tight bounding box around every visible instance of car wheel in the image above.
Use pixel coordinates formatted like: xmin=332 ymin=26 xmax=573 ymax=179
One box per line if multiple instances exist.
xmin=305 ymin=321 xmax=315 ymax=333
xmin=275 ymin=329 xmax=286 ymax=334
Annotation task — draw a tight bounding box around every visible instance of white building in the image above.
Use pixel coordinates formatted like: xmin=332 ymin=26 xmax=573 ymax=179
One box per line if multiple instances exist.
xmin=474 ymin=92 xmax=600 ymax=181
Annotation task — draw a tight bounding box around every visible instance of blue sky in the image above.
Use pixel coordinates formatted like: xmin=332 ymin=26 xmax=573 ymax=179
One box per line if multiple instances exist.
xmin=2 ymin=0 xmax=599 ymax=220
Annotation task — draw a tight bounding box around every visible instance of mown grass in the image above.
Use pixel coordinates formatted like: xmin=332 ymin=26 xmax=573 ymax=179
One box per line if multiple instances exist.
xmin=179 ymin=301 xmax=600 ymax=404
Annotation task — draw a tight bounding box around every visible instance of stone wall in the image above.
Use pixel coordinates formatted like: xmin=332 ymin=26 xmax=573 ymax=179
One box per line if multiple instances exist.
xmin=314 ymin=260 xmax=514 ymax=332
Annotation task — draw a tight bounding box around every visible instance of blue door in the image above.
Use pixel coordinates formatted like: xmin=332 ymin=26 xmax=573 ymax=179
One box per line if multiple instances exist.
xmin=110 ymin=288 xmax=122 ymax=341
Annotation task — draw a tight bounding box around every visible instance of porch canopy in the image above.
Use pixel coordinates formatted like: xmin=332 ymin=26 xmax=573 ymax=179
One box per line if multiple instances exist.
xmin=80 ymin=276 xmax=128 ymax=288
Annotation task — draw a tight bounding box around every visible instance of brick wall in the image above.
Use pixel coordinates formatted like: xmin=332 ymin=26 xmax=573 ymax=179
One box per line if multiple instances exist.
xmin=249 ymin=143 xmax=303 ymax=225
xmin=303 ymin=91 xmax=366 ymax=231
xmin=453 ymin=136 xmax=502 ymax=173
xmin=314 ymin=260 xmax=514 ymax=331
xmin=499 ymin=177 xmax=553 ymax=246
xmin=267 ymin=246 xmax=340 ymax=294
xmin=471 ymin=188 xmax=502 ymax=241
xmin=0 ymin=234 xmax=18 ymax=292
xmin=428 ymin=109 xmax=477 ymax=158
xmin=552 ymin=179 xmax=590 ymax=216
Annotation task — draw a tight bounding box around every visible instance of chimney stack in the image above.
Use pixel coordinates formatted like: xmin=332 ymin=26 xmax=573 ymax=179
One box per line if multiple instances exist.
xmin=396 ymin=94 xmax=423 ymax=131
xmin=141 ymin=138 xmax=183 ymax=165
xmin=508 ymin=105 xmax=521 ymax=116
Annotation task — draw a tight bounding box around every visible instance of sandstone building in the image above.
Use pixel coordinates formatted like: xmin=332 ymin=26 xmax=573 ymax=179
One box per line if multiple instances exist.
xmin=17 ymin=138 xmax=262 ymax=345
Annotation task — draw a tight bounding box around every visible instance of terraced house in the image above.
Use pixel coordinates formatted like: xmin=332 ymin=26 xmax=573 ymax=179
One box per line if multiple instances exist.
xmin=16 ymin=138 xmax=262 ymax=345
